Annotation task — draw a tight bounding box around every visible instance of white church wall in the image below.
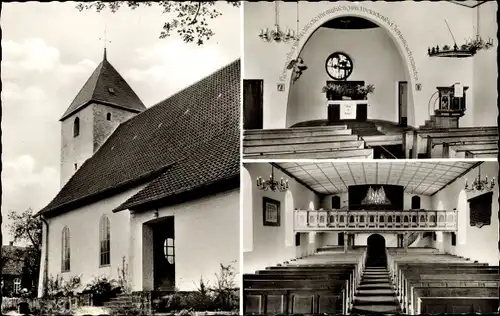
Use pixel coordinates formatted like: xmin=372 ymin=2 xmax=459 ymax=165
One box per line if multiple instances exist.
xmin=321 ymin=193 xmax=349 ymax=209
xmin=286 ymin=27 xmax=405 ymax=126
xmin=244 ymin=1 xmax=480 ymax=128
xmin=431 ymin=162 xmax=499 ymax=266
xmin=42 ymin=185 xmax=144 ymax=294
xmin=131 ymin=189 xmax=240 ymax=292
xmin=472 ymin=1 xmax=498 ymax=126
xmin=243 ymin=163 xmax=321 ymax=274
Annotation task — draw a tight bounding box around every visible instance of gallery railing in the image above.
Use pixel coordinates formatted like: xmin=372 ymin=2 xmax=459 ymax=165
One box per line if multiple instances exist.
xmin=294 ymin=209 xmax=457 ymax=232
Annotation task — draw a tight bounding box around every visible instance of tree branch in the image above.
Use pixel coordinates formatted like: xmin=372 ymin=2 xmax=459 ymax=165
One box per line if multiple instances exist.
xmin=188 ymin=2 xmax=202 ymax=25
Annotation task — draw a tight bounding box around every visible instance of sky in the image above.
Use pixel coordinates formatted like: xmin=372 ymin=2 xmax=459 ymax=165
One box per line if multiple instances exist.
xmin=1 ymin=1 xmax=241 ymax=245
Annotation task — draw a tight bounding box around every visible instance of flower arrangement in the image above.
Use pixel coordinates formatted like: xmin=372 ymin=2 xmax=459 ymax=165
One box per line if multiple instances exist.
xmin=356 ymin=84 xmax=375 ymax=96
xmin=322 ymin=83 xmax=375 ymax=100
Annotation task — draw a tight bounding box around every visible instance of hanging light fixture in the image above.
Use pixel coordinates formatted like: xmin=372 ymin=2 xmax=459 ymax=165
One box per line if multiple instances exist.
xmin=259 ymin=1 xmax=297 ymax=43
xmin=464 ymin=164 xmax=495 ymax=192
xmin=256 ymin=165 xmax=289 ymax=192
xmin=428 ymin=11 xmax=493 ymax=58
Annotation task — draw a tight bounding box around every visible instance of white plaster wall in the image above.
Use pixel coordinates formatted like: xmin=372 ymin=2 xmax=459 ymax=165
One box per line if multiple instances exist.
xmin=131 ymin=189 xmax=240 ymax=291
xmin=321 ymin=193 xmax=349 ymax=209
xmin=244 ymin=1 xmax=482 ymax=128
xmin=60 ymin=105 xmax=95 ymax=188
xmin=472 ymin=1 xmax=498 ymax=126
xmin=41 ymin=185 xmax=144 ymax=295
xmin=431 ymin=162 xmax=499 ymax=265
xmin=287 ymin=27 xmax=405 ymax=126
xmin=243 ymin=163 xmax=321 ymax=274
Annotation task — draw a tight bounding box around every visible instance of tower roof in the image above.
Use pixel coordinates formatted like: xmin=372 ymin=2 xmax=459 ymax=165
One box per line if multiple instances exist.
xmin=60 ymin=54 xmax=146 ymax=121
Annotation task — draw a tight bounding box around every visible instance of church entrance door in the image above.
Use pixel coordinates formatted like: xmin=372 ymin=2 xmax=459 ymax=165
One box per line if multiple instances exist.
xmin=152 ymin=217 xmax=175 ymax=291
xmin=366 ymin=234 xmax=387 ymax=267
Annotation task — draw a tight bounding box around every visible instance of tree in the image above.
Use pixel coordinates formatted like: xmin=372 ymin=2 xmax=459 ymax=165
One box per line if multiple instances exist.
xmin=76 ymin=1 xmax=240 ymax=46
xmin=6 ymin=208 xmax=43 ymax=296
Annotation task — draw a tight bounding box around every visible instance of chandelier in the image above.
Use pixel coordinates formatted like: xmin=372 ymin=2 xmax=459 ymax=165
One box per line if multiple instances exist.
xmin=259 ymin=1 xmax=297 ymax=43
xmin=256 ymin=165 xmax=289 ymax=192
xmin=465 ymin=164 xmax=495 ymax=192
xmin=428 ymin=13 xmax=493 ymax=58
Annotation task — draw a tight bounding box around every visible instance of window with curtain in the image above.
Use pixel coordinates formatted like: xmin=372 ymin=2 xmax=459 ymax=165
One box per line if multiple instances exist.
xmin=469 ymin=192 xmax=493 ymax=227
xmin=61 ymin=226 xmax=71 ymax=272
xmin=99 ymin=216 xmax=111 ymax=266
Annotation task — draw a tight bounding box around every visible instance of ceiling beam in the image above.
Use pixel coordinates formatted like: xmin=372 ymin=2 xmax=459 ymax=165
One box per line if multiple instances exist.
xmin=431 ymin=162 xmax=483 ymax=196
xmin=271 ymin=163 xmax=322 ymax=196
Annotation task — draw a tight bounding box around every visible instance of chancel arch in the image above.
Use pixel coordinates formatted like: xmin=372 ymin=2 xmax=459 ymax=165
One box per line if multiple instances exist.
xmin=285 ymin=11 xmax=416 ymax=128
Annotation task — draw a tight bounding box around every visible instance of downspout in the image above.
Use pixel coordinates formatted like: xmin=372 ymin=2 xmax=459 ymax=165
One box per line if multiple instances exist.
xmin=39 ymin=215 xmax=49 ymax=298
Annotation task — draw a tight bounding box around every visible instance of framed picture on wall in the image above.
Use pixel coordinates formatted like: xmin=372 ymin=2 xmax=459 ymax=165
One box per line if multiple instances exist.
xmin=263 ymin=197 xmax=281 ymax=226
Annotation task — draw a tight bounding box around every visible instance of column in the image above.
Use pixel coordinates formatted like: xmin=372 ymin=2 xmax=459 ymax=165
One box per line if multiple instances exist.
xmin=344 ymin=232 xmax=349 ymax=253
xmin=404 ymin=232 xmax=408 ymax=252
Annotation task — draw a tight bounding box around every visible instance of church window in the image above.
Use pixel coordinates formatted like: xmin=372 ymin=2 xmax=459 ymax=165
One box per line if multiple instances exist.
xmin=107 ymin=113 xmax=111 ymax=121
xmin=411 ymin=196 xmax=421 ymax=209
xmin=74 ymin=163 xmax=77 ymax=170
xmin=164 ymin=238 xmax=175 ymax=264
xmin=99 ymin=216 xmax=111 ymax=266
xmin=73 ymin=117 xmax=80 ymax=138
xmin=13 ymin=278 xmax=21 ymax=293
xmin=61 ymin=226 xmax=71 ymax=272
xmin=332 ymin=196 xmax=341 ymax=209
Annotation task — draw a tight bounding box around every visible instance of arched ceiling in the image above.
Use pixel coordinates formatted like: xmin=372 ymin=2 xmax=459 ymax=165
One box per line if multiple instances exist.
xmin=275 ymin=161 xmax=480 ymax=196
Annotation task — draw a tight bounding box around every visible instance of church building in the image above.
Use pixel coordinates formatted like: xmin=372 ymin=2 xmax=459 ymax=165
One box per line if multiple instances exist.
xmin=36 ymin=51 xmax=240 ymax=297
xmin=242 ymin=1 xmax=497 ymax=159
xmin=242 ymin=161 xmax=499 ymax=314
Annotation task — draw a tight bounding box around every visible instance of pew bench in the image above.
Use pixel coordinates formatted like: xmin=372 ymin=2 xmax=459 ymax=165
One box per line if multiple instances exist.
xmin=442 ymin=140 xmax=498 ymax=158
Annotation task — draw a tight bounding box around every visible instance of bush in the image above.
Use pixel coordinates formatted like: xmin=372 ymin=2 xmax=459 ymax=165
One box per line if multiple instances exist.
xmin=84 ymin=276 xmax=118 ymax=306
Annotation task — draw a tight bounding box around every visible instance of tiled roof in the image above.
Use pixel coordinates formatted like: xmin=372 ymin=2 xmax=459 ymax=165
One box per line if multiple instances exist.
xmin=2 ymin=245 xmax=27 ymax=276
xmin=38 ymin=59 xmax=240 ymax=216
xmin=60 ymin=52 xmax=146 ymax=121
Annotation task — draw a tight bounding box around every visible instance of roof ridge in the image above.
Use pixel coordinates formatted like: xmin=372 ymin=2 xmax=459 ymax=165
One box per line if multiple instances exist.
xmin=119 ymin=58 xmax=240 ymax=124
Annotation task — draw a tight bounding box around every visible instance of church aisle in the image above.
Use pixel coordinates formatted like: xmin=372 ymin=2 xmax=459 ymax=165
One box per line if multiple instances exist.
xmin=352 ymin=266 xmax=401 ymax=314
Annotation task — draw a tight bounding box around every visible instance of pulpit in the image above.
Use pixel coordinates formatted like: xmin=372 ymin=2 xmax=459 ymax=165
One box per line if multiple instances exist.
xmin=431 ymin=84 xmax=468 ymax=128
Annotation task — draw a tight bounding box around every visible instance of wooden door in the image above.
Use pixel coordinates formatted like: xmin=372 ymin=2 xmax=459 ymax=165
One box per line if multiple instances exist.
xmin=243 ymin=79 xmax=264 ymax=129
xmin=153 ymin=218 xmax=175 ymax=291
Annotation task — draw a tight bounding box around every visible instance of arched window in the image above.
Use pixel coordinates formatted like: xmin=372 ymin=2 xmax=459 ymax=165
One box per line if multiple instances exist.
xmin=379 ymin=216 xmax=385 ymax=223
xmin=332 ymin=196 xmax=341 ymax=209
xmin=73 ymin=117 xmax=80 ymax=138
xmin=412 ymin=215 xmax=417 ymax=223
xmin=404 ymin=216 xmax=409 ymax=223
xmin=107 ymin=113 xmax=112 ymax=121
xmin=61 ymin=226 xmax=71 ymax=272
xmin=339 ymin=215 xmax=344 ymax=223
xmin=430 ymin=215 xmax=436 ymax=223
xmin=411 ymin=196 xmax=421 ymax=209
xmin=369 ymin=216 xmax=375 ymax=223
xmin=396 ymin=216 xmax=401 ymax=223
xmin=349 ymin=216 xmax=355 ymax=223
xmin=164 ymin=238 xmax=175 ymax=264
xmin=420 ymin=215 xmax=425 ymax=223
xmin=329 ymin=215 xmax=335 ymax=223
xmin=359 ymin=215 xmax=365 ymax=223
xmin=99 ymin=216 xmax=111 ymax=266
xmin=388 ymin=216 xmax=393 ymax=223
xmin=438 ymin=215 xmax=445 ymax=223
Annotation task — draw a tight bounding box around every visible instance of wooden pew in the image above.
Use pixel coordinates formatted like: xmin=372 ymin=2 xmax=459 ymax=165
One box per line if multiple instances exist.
xmin=419 ymin=297 xmax=499 ymax=314
xmin=426 ymin=134 xmax=499 ymax=158
xmin=412 ymin=282 xmax=499 ymax=315
xmin=244 ymin=129 xmax=353 ymax=140
xmin=404 ymin=126 xmax=498 ymax=158
xmin=244 ymin=267 xmax=353 ymax=314
xmin=243 ymin=137 xmax=363 ymax=155
xmin=465 ymin=149 xmax=498 ymax=158
xmin=361 ymin=134 xmax=403 ymax=147
xmin=442 ymin=141 xmax=498 ymax=158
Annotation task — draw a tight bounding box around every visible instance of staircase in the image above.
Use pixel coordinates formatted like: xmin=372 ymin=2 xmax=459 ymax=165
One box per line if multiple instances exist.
xmin=404 ymin=232 xmax=420 ymax=247
xmin=351 ymin=266 xmax=401 ymax=314
xmin=103 ymin=293 xmax=135 ymax=313
xmin=421 ymin=114 xmax=460 ymax=129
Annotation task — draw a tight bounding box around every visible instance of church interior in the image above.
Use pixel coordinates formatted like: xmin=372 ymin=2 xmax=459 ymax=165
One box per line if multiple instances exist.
xmin=242 ymin=161 xmax=499 ymax=314
xmin=242 ymin=1 xmax=497 ymax=159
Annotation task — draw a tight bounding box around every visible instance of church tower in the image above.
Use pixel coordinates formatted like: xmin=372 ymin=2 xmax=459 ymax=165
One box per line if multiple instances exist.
xmin=60 ymin=49 xmax=146 ymax=187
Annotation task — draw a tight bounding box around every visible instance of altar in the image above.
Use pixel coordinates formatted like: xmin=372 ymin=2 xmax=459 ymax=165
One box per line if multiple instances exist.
xmin=327 ymin=100 xmax=368 ymax=122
